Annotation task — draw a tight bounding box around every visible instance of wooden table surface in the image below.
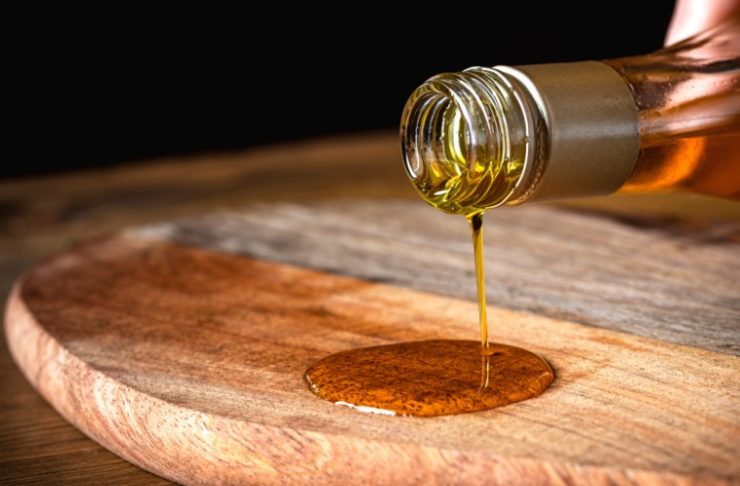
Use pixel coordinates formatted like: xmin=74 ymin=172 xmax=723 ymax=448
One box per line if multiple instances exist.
xmin=1 ymin=132 xmax=738 ymax=484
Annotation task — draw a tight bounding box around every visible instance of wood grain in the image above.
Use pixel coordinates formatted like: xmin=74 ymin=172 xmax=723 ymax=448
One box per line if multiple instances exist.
xmin=6 ymin=233 xmax=739 ymax=485
xmin=0 ymin=133 xmax=404 ymax=485
xmin=2 ymin=132 xmax=739 ymax=483
xmin=141 ymin=200 xmax=740 ymax=355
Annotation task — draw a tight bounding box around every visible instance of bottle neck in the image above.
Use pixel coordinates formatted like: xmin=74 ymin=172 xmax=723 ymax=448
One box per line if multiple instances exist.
xmin=401 ymin=62 xmax=640 ymax=214
xmin=400 ymin=66 xmax=537 ymax=215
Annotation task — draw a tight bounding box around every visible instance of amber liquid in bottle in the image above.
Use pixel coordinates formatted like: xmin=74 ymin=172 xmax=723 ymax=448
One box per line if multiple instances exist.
xmin=609 ymin=21 xmax=740 ymax=198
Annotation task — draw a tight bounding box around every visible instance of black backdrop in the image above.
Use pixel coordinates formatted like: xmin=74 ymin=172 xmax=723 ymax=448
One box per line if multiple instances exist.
xmin=6 ymin=3 xmax=675 ymax=178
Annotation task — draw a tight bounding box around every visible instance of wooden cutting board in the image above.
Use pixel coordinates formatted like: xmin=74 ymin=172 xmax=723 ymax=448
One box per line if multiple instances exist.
xmin=5 ymin=194 xmax=740 ymax=485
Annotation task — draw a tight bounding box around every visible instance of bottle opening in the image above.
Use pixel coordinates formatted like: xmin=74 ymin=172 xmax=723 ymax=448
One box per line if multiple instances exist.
xmin=401 ymin=68 xmax=533 ymax=214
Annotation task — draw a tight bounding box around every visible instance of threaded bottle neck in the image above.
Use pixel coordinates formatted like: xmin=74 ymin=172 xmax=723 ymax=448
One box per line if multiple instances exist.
xmin=400 ymin=67 xmax=538 ymax=215
xmin=402 ymin=62 xmax=642 ymax=211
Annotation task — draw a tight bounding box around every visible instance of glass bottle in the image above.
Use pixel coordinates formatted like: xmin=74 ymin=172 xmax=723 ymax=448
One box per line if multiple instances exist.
xmin=400 ymin=17 xmax=739 ymax=216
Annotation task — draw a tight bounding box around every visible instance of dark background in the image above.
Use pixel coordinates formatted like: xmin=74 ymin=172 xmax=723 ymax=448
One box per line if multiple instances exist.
xmin=6 ymin=3 xmax=675 ymax=179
